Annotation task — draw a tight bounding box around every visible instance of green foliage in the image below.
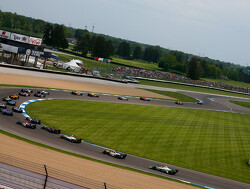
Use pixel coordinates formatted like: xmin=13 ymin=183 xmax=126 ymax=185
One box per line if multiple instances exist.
xmin=117 ymin=41 xmax=131 ymax=59
xmin=132 ymin=45 xmax=143 ymax=59
xmin=158 ymin=54 xmax=178 ymax=71
xmin=188 ymin=57 xmax=200 ymax=80
xmin=143 ymin=46 xmax=161 ymax=63
xmin=26 ymin=100 xmax=250 ymax=183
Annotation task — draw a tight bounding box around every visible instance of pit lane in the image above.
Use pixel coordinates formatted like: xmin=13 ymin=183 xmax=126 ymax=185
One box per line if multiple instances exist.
xmin=1 ymin=87 xmax=250 ymax=189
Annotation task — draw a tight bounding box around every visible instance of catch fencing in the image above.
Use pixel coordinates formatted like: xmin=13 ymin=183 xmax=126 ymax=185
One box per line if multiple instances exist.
xmin=0 ymin=153 xmax=120 ymax=189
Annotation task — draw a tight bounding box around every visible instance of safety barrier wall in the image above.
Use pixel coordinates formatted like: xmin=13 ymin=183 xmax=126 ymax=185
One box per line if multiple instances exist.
xmin=0 ymin=153 xmax=120 ymax=189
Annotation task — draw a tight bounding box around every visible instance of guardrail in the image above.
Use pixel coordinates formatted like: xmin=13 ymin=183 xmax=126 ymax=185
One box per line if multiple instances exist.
xmin=0 ymin=153 xmax=119 ymax=189
xmin=135 ymin=77 xmax=250 ymax=96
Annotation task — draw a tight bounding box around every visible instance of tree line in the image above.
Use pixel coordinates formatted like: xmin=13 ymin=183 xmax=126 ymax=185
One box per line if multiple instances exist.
xmin=0 ymin=10 xmax=249 ymax=83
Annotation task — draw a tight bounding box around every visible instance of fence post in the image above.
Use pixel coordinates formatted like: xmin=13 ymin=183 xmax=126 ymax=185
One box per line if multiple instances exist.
xmin=43 ymin=165 xmax=48 ymax=189
xmin=104 ymin=182 xmax=107 ymax=189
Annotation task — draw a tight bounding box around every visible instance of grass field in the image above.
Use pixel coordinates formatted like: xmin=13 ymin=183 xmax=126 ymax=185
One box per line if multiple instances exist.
xmin=26 ymin=99 xmax=250 ymax=184
xmin=203 ymin=78 xmax=250 ymax=88
xmin=230 ymin=101 xmax=250 ymax=109
xmin=142 ymin=89 xmax=198 ymax=102
xmin=138 ymin=79 xmax=250 ymax=99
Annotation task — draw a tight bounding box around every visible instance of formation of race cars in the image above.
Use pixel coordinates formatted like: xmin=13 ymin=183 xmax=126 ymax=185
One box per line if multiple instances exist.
xmin=1 ymin=88 xmax=181 ymax=176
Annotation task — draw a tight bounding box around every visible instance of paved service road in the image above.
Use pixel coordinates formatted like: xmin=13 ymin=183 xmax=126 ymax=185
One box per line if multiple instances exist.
xmin=0 ymin=87 xmax=250 ymax=189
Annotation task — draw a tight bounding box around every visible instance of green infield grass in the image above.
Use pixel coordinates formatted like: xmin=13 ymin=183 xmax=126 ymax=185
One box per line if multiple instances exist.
xmin=25 ymin=99 xmax=250 ymax=184
xmin=230 ymin=101 xmax=250 ymax=109
xmin=202 ymin=78 xmax=250 ymax=88
xmin=142 ymin=89 xmax=198 ymax=102
xmin=138 ymin=79 xmax=250 ymax=99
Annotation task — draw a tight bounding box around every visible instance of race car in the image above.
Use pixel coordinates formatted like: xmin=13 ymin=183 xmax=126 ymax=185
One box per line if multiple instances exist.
xmin=197 ymin=101 xmax=204 ymax=105
xmin=2 ymin=96 xmax=12 ymax=101
xmin=37 ymin=90 xmax=49 ymax=95
xmin=140 ymin=97 xmax=150 ymax=101
xmin=34 ymin=92 xmax=46 ymax=97
xmin=9 ymin=94 xmax=19 ymax=99
xmin=118 ymin=96 xmax=128 ymax=101
xmin=19 ymin=92 xmax=30 ymax=96
xmin=0 ymin=103 xmax=7 ymax=109
xmin=88 ymin=93 xmax=99 ymax=97
xmin=101 ymin=149 xmax=127 ymax=159
xmin=26 ymin=117 xmax=41 ymax=124
xmin=1 ymin=109 xmax=13 ymax=116
xmin=71 ymin=91 xmax=84 ymax=96
xmin=12 ymin=107 xmax=23 ymax=113
xmin=175 ymin=101 xmax=183 ymax=105
xmin=41 ymin=125 xmax=61 ymax=134
xmin=58 ymin=135 xmax=82 ymax=143
xmin=21 ymin=88 xmax=33 ymax=93
xmin=7 ymin=100 xmax=16 ymax=106
xmin=149 ymin=165 xmax=179 ymax=175
xmin=16 ymin=121 xmax=36 ymax=129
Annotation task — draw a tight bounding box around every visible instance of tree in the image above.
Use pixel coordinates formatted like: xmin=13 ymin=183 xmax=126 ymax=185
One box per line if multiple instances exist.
xmin=73 ymin=34 xmax=89 ymax=55
xmin=158 ymin=54 xmax=178 ymax=71
xmin=43 ymin=23 xmax=53 ymax=46
xmin=53 ymin=25 xmax=68 ymax=49
xmin=188 ymin=57 xmax=200 ymax=80
xmin=143 ymin=46 xmax=161 ymax=63
xmin=132 ymin=45 xmax=142 ymax=59
xmin=117 ymin=41 xmax=131 ymax=59
xmin=93 ymin=36 xmax=106 ymax=57
xmin=74 ymin=29 xmax=88 ymax=39
xmin=2 ymin=13 xmax=13 ymax=29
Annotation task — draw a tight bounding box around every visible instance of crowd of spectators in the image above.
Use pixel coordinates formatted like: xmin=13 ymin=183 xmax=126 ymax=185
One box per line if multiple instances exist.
xmin=112 ymin=67 xmax=250 ymax=93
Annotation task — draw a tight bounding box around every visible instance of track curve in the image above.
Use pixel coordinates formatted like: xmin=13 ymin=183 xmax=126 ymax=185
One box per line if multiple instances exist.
xmin=1 ymin=87 xmax=250 ymax=189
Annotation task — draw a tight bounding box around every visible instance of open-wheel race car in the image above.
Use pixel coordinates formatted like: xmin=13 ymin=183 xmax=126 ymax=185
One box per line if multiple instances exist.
xmin=1 ymin=109 xmax=13 ymax=116
xmin=37 ymin=90 xmax=50 ymax=95
xmin=12 ymin=107 xmax=23 ymax=113
xmin=34 ymin=92 xmax=46 ymax=97
xmin=71 ymin=91 xmax=83 ymax=96
xmin=149 ymin=165 xmax=179 ymax=175
xmin=175 ymin=101 xmax=183 ymax=105
xmin=21 ymin=88 xmax=33 ymax=93
xmin=101 ymin=149 xmax=127 ymax=159
xmin=7 ymin=100 xmax=16 ymax=106
xmin=26 ymin=117 xmax=41 ymax=124
xmin=2 ymin=96 xmax=12 ymax=101
xmin=140 ymin=97 xmax=150 ymax=101
xmin=9 ymin=94 xmax=19 ymax=99
xmin=16 ymin=121 xmax=36 ymax=129
xmin=19 ymin=92 xmax=30 ymax=96
xmin=118 ymin=96 xmax=128 ymax=101
xmin=0 ymin=103 xmax=7 ymax=109
xmin=88 ymin=93 xmax=99 ymax=97
xmin=58 ymin=135 xmax=82 ymax=143
xmin=41 ymin=125 xmax=61 ymax=134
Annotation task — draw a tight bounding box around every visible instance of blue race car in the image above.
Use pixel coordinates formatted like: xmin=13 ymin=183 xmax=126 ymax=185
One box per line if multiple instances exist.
xmin=21 ymin=88 xmax=33 ymax=93
xmin=12 ymin=107 xmax=23 ymax=113
xmin=1 ymin=109 xmax=13 ymax=116
xmin=26 ymin=117 xmax=41 ymax=124
xmin=71 ymin=91 xmax=83 ymax=96
xmin=7 ymin=100 xmax=16 ymax=106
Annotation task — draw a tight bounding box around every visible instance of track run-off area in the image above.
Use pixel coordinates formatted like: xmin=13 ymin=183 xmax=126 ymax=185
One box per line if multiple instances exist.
xmin=0 ymin=67 xmax=250 ymax=189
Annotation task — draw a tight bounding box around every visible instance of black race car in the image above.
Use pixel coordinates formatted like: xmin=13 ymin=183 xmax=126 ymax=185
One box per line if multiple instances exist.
xmin=149 ymin=165 xmax=179 ymax=175
xmin=71 ymin=91 xmax=83 ymax=96
xmin=58 ymin=135 xmax=82 ymax=143
xmin=101 ymin=149 xmax=127 ymax=159
xmin=0 ymin=103 xmax=7 ymax=109
xmin=12 ymin=107 xmax=23 ymax=113
xmin=175 ymin=101 xmax=183 ymax=105
xmin=140 ymin=97 xmax=150 ymax=101
xmin=118 ymin=96 xmax=128 ymax=101
xmin=21 ymin=89 xmax=33 ymax=93
xmin=37 ymin=90 xmax=49 ymax=95
xmin=197 ymin=101 xmax=204 ymax=105
xmin=1 ymin=109 xmax=13 ymax=116
xmin=19 ymin=92 xmax=30 ymax=96
xmin=26 ymin=117 xmax=41 ymax=124
xmin=88 ymin=93 xmax=99 ymax=97
xmin=34 ymin=92 xmax=46 ymax=97
xmin=41 ymin=125 xmax=61 ymax=134
xmin=2 ymin=96 xmax=12 ymax=101
xmin=16 ymin=121 xmax=36 ymax=129
xmin=7 ymin=100 xmax=16 ymax=106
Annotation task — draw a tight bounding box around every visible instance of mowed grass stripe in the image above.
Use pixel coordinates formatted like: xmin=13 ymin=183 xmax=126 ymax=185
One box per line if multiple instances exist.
xmin=25 ymin=99 xmax=250 ymax=184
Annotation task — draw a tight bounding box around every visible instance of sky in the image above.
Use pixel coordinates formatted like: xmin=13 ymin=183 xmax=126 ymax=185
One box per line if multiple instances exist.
xmin=1 ymin=0 xmax=250 ymax=66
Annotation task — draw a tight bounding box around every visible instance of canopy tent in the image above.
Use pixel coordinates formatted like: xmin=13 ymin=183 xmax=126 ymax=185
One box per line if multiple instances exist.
xmin=63 ymin=59 xmax=83 ymax=72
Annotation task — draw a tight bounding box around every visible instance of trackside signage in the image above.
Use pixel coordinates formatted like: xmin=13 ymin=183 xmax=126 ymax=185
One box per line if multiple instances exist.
xmin=0 ymin=30 xmax=11 ymax=39
xmin=10 ymin=33 xmax=29 ymax=44
xmin=29 ymin=37 xmax=42 ymax=46
xmin=0 ymin=43 xmax=18 ymax=53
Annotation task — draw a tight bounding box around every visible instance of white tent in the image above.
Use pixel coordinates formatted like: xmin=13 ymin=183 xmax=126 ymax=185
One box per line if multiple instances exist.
xmin=63 ymin=59 xmax=83 ymax=72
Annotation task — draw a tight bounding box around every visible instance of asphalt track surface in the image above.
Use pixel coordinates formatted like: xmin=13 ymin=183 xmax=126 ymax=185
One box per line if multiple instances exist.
xmin=1 ymin=87 xmax=250 ymax=189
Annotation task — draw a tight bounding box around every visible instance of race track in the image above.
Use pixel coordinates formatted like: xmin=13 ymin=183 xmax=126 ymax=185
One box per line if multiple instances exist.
xmin=0 ymin=87 xmax=250 ymax=189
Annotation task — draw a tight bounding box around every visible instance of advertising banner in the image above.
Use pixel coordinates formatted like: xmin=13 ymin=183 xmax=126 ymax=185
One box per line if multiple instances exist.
xmin=0 ymin=43 xmax=19 ymax=53
xmin=29 ymin=37 xmax=42 ymax=46
xmin=10 ymin=33 xmax=29 ymax=44
xmin=0 ymin=30 xmax=11 ymax=39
